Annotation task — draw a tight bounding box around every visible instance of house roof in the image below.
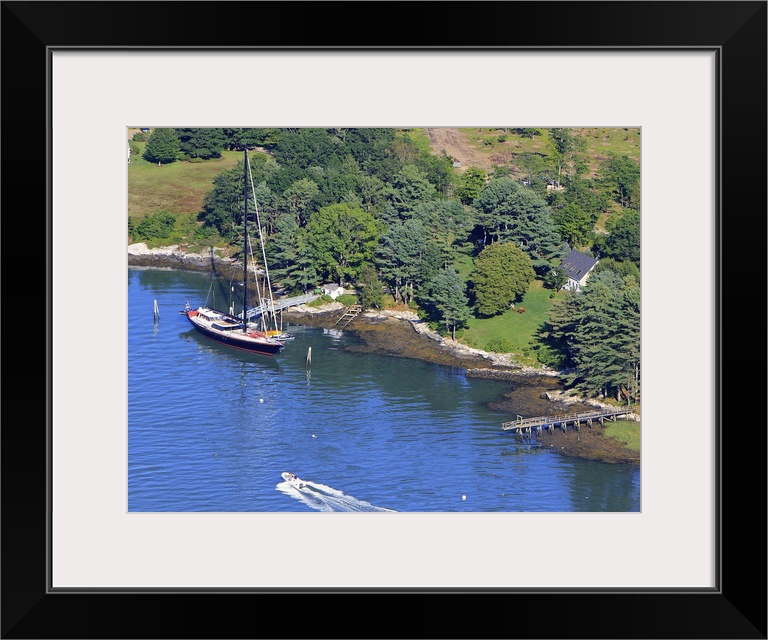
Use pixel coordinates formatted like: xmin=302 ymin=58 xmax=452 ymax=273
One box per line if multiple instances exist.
xmin=560 ymin=249 xmax=598 ymax=281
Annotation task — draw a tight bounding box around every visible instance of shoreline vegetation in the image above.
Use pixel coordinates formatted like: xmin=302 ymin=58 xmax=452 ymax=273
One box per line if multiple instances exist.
xmin=129 ymin=245 xmax=640 ymax=465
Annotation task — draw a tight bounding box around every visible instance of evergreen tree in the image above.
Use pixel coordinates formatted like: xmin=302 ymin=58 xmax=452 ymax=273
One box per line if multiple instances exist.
xmin=375 ymin=218 xmax=428 ymax=305
xmin=560 ymin=270 xmax=641 ymax=401
xmin=552 ymin=202 xmax=593 ymax=246
xmin=143 ymin=128 xmax=180 ymax=165
xmin=269 ymin=216 xmax=318 ymax=294
xmin=412 ymin=199 xmax=473 ymax=268
xmin=600 ymin=153 xmax=640 ymax=209
xmin=473 ymin=177 xmax=566 ymax=275
xmin=280 ymin=177 xmax=320 ymax=227
xmin=418 ymin=267 xmax=472 ymax=340
xmin=471 ymin=242 xmax=535 ymax=317
xmin=356 ymin=264 xmax=384 ymax=310
xmin=175 ymin=128 xmax=227 ymax=159
xmin=384 ymin=164 xmax=437 ymax=217
xmin=201 ymin=165 xmax=246 ymax=240
xmin=455 ymin=166 xmax=487 ymax=205
xmin=600 ymin=209 xmax=640 ymax=266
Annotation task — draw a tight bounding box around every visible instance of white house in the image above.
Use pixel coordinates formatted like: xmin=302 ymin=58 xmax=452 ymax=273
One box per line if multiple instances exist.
xmin=559 ymin=249 xmax=599 ymax=292
xmin=322 ymin=283 xmax=345 ymax=299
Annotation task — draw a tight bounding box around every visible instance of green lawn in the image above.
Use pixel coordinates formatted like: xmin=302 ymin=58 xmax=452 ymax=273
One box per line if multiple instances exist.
xmin=128 ymin=148 xmax=242 ymax=220
xmin=603 ymin=421 xmax=641 ymax=451
xmin=459 ymin=280 xmax=559 ymax=364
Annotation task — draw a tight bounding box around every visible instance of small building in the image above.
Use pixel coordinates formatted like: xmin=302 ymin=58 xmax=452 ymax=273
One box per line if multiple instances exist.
xmin=321 ymin=283 xmax=345 ymax=300
xmin=559 ymin=249 xmax=599 ymax=292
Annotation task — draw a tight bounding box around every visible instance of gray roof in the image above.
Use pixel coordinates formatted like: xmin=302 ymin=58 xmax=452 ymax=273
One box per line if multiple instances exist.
xmin=560 ymin=249 xmax=598 ymax=280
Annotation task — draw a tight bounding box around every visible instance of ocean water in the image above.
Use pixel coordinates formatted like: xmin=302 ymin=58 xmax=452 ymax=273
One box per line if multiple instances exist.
xmin=128 ymin=267 xmax=640 ymax=513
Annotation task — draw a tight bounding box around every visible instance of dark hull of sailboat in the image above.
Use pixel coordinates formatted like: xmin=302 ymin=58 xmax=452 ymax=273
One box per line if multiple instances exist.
xmin=186 ymin=314 xmax=284 ymax=357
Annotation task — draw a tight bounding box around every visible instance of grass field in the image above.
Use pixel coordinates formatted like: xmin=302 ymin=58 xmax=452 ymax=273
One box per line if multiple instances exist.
xmin=128 ymin=145 xmax=242 ymax=220
xmin=603 ymin=421 xmax=641 ymax=451
xmin=459 ymin=280 xmax=559 ymax=365
xmin=454 ymin=127 xmax=639 ymax=178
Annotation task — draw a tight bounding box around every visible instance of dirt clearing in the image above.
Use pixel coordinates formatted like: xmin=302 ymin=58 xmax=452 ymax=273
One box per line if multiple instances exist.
xmin=425 ymin=128 xmax=494 ymax=171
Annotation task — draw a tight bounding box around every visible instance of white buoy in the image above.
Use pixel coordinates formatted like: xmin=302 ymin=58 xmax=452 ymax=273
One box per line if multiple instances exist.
xmin=259 ymin=398 xmax=264 ymax=403
xmin=311 ymin=434 xmax=317 ymax=439
xmin=462 ymin=495 xmax=467 ymax=500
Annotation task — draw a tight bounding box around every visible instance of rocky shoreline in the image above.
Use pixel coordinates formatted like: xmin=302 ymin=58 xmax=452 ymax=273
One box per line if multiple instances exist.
xmin=129 ymin=246 xmax=640 ymax=465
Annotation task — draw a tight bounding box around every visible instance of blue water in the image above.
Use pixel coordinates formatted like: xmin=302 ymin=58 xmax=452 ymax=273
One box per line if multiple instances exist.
xmin=128 ymin=268 xmax=640 ymax=513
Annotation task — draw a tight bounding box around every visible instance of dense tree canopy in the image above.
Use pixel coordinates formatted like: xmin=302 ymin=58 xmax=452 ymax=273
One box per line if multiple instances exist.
xmin=305 ymin=202 xmax=380 ymax=284
xmin=600 ymin=153 xmax=640 ymax=209
xmin=175 ymin=128 xmax=228 ymax=159
xmin=143 ymin=128 xmax=181 ymax=165
xmin=134 ymin=126 xmax=643 ymax=401
xmin=543 ymin=269 xmax=640 ymax=401
xmin=596 ymin=209 xmax=640 ymax=266
xmin=470 ymin=242 xmax=535 ymax=317
xmin=418 ymin=267 xmax=472 ymax=340
xmin=473 ymin=177 xmax=566 ymax=274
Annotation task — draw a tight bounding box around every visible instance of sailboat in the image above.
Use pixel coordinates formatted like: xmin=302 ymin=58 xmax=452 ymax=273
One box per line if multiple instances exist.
xmin=184 ymin=149 xmax=285 ymax=357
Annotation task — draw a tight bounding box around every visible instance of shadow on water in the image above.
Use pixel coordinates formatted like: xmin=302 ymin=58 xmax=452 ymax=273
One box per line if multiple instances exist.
xmin=180 ymin=327 xmax=284 ymax=370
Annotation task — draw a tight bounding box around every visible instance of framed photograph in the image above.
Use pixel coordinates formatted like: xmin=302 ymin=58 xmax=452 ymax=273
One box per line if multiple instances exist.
xmin=4 ymin=1 xmax=765 ymax=638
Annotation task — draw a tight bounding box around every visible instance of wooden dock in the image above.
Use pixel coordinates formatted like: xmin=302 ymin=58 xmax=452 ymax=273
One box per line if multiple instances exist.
xmin=244 ymin=293 xmax=320 ymax=320
xmin=334 ymin=304 xmax=362 ymax=327
xmin=502 ymin=406 xmax=636 ymax=434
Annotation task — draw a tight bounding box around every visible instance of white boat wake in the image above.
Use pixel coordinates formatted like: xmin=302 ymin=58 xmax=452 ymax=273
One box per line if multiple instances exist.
xmin=277 ymin=473 xmax=396 ymax=512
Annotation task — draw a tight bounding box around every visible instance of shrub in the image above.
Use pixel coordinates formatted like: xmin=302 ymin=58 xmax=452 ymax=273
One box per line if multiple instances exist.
xmin=132 ymin=132 xmax=147 ymax=142
xmin=134 ymin=210 xmax=176 ymax=241
xmin=336 ymin=293 xmax=359 ymax=306
xmin=536 ymin=345 xmax=567 ymax=369
xmin=307 ymin=295 xmax=334 ymax=307
xmin=485 ymin=338 xmax=517 ymax=353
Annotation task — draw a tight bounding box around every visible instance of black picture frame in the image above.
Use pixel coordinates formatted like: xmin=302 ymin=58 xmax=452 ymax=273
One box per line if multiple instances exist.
xmin=3 ymin=2 xmax=765 ymax=638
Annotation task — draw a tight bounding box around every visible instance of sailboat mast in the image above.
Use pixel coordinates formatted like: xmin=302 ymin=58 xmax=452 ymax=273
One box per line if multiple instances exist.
xmin=242 ymin=149 xmax=248 ymax=331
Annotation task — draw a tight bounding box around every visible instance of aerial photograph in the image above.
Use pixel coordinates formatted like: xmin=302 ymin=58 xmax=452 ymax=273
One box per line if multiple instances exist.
xmin=127 ymin=126 xmax=641 ymax=513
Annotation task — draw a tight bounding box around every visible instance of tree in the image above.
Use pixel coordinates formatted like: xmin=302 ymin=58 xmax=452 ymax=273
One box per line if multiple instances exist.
xmin=548 ymin=128 xmax=586 ymax=184
xmin=412 ymin=199 xmax=473 ymax=268
xmin=593 ymin=256 xmax=640 ymax=282
xmin=384 ymin=164 xmax=437 ymax=217
xmin=272 ymin=128 xmax=338 ymax=169
xmin=470 ymin=242 xmax=535 ymax=317
xmin=552 ymin=202 xmax=593 ymax=246
xmin=567 ymin=271 xmax=640 ymax=401
xmin=375 ymin=218 xmax=428 ymax=305
xmin=600 ymin=153 xmax=640 ymax=209
xmin=306 ymin=203 xmax=380 ymax=284
xmin=133 ymin=209 xmax=176 ymax=241
xmin=280 ymin=177 xmax=319 ymax=227
xmin=600 ymin=209 xmax=640 ymax=266
xmin=357 ymin=174 xmax=386 ymax=212
xmin=455 ymin=166 xmax=487 ymax=205
xmin=175 ymin=128 xmax=227 ymax=159
xmin=418 ymin=267 xmax=472 ymax=340
xmin=543 ymin=266 xmax=568 ymax=291
xmin=356 ymin=264 xmax=384 ymax=310
xmin=473 ymin=177 xmax=566 ymax=275
xmin=143 ymin=128 xmax=180 ymax=165
xmin=201 ymin=165 xmax=247 ymax=239
xmin=267 ymin=214 xmax=317 ymax=294
xmin=551 ymin=269 xmax=641 ymax=402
